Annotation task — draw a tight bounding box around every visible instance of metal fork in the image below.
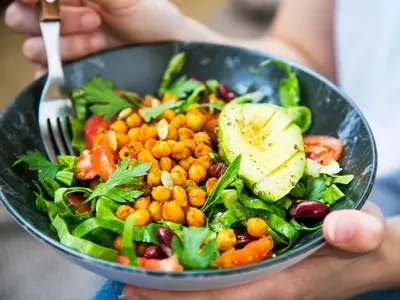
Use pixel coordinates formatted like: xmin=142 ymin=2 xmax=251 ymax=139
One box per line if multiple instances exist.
xmin=37 ymin=0 xmax=75 ymax=163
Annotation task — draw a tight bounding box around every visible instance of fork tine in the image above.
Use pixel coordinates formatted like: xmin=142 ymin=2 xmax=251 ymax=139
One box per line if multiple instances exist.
xmin=40 ymin=121 xmax=58 ymax=163
xmin=49 ymin=118 xmax=68 ymax=156
xmin=59 ymin=117 xmax=75 ymax=155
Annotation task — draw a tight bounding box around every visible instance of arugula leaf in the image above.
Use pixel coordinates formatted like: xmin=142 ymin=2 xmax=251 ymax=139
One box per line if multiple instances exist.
xmin=283 ymin=106 xmax=312 ymax=132
xmin=52 ymin=215 xmax=118 ymax=261
xmin=88 ymin=159 xmax=151 ymax=202
xmin=201 ymin=154 xmax=242 ymax=211
xmin=305 ymin=175 xmax=326 ymax=200
xmin=158 ymin=52 xmax=186 ymax=96
xmin=81 ymin=76 xmax=134 ymax=120
xmin=141 ymin=100 xmax=184 ymax=123
xmin=320 ymin=184 xmax=345 ymax=206
xmin=289 ymin=219 xmax=323 ymax=232
xmin=14 ymin=150 xmax=60 ymax=180
xmin=205 ymin=79 xmax=219 ymax=94
xmin=331 ymin=174 xmax=354 ymax=185
xmin=172 ymin=227 xmax=218 ymax=270
xmin=69 ymin=118 xmax=85 ymax=153
xmin=167 ymin=76 xmax=203 ymax=98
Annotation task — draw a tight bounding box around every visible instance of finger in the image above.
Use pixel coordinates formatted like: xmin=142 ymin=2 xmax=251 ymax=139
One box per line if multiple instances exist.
xmin=22 ymin=31 xmax=109 ymax=64
xmin=35 ymin=65 xmax=48 ymax=79
xmin=20 ymin=0 xmax=82 ymax=6
xmin=323 ymin=208 xmax=385 ymax=253
xmin=5 ymin=2 xmax=101 ymax=35
xmin=360 ymin=201 xmax=384 ymax=220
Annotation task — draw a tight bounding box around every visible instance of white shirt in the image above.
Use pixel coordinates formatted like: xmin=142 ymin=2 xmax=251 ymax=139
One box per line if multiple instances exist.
xmin=335 ymin=0 xmax=400 ymax=177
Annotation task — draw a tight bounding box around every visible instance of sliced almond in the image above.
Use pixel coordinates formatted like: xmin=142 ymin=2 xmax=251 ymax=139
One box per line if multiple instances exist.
xmin=151 ymin=98 xmax=161 ymax=107
xmin=107 ymin=130 xmax=118 ymax=152
xmin=138 ymin=109 xmax=146 ymax=120
xmin=209 ymin=152 xmax=215 ymax=160
xmin=161 ymin=170 xmax=174 ymax=189
xmin=157 ymin=119 xmax=169 ymax=140
xmin=117 ymin=107 xmax=133 ymax=120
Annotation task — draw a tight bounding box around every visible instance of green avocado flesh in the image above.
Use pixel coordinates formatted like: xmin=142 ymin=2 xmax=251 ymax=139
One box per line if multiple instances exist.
xmin=218 ymin=103 xmax=306 ymax=202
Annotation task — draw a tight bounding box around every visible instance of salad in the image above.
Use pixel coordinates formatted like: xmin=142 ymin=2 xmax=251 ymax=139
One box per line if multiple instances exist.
xmin=14 ymin=52 xmax=354 ymax=271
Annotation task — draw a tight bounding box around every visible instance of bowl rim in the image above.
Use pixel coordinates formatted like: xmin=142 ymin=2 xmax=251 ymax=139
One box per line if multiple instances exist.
xmin=0 ymin=40 xmax=377 ymax=278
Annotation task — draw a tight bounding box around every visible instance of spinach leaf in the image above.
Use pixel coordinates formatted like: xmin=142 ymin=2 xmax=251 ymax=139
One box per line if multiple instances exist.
xmin=209 ymin=210 xmax=241 ymax=232
xmin=289 ymin=219 xmax=323 ymax=232
xmin=265 ymin=214 xmax=299 ymax=254
xmin=158 ymin=52 xmax=186 ymax=96
xmin=289 ymin=181 xmax=306 ymax=198
xmin=283 ymin=106 xmax=312 ymax=132
xmin=239 ymin=193 xmax=286 ymax=219
xmin=276 ymin=196 xmax=293 ymax=210
xmin=305 ymin=175 xmax=326 ymax=200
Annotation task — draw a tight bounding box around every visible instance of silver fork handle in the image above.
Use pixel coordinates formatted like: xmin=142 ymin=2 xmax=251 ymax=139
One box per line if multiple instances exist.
xmin=37 ymin=0 xmax=64 ymax=81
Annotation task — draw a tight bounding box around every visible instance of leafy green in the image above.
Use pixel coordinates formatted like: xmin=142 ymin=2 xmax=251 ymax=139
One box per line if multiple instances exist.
xmin=289 ymin=219 xmax=323 ymax=232
xmin=331 ymin=174 xmax=354 ymax=185
xmin=41 ymin=178 xmax=61 ymax=198
xmin=200 ymin=102 xmax=225 ymax=111
xmin=320 ymin=184 xmax=345 ymax=206
xmin=205 ymin=79 xmax=219 ymax=94
xmin=141 ymin=100 xmax=184 ymax=123
xmin=276 ymin=197 xmax=293 ymax=210
xmin=118 ymin=90 xmax=142 ymax=108
xmin=172 ymin=227 xmax=218 ymax=270
xmin=122 ymin=214 xmax=138 ymax=266
xmin=209 ymin=210 xmax=241 ymax=232
xmin=239 ymin=193 xmax=286 ymax=219
xmin=57 ymin=156 xmax=78 ymax=170
xmin=52 ymin=215 xmax=118 ymax=261
xmin=265 ymin=214 xmax=299 ymax=254
xmin=88 ymin=159 xmax=151 ymax=202
xmin=158 ymin=52 xmax=186 ymax=96
xmin=69 ymin=118 xmax=85 ymax=153
xmin=230 ymin=92 xmax=260 ymax=104
xmin=81 ymin=76 xmax=134 ymax=120
xmin=14 ymin=150 xmax=60 ymax=180
xmin=289 ymin=181 xmax=306 ymax=198
xmin=54 ymin=187 xmax=92 ymax=222
xmin=166 ymin=76 xmax=203 ymax=99
xmin=71 ymin=89 xmax=88 ymax=121
xmin=55 ymin=170 xmax=74 ymax=186
xmin=283 ymin=106 xmax=312 ymax=132
xmin=305 ymin=175 xmax=326 ymax=200
xmin=202 ymin=154 xmax=242 ymax=211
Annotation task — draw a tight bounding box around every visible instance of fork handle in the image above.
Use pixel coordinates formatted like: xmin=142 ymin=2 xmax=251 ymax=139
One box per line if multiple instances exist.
xmin=37 ymin=0 xmax=61 ymax=22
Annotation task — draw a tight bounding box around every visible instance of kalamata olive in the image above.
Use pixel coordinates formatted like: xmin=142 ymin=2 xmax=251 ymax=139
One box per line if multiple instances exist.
xmin=155 ymin=227 xmax=177 ymax=248
xmin=235 ymin=232 xmax=255 ymax=249
xmin=288 ymin=200 xmax=330 ymax=221
xmin=143 ymin=245 xmax=165 ymax=259
xmin=208 ymin=163 xmax=226 ymax=178
xmin=217 ymin=83 xmax=236 ymax=102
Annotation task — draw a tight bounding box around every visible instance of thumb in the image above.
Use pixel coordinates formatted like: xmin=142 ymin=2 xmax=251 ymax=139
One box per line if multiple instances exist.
xmin=323 ymin=203 xmax=385 ymax=253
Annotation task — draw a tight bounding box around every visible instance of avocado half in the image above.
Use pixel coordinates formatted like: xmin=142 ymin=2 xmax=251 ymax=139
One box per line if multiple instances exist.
xmin=218 ymin=103 xmax=306 ymax=202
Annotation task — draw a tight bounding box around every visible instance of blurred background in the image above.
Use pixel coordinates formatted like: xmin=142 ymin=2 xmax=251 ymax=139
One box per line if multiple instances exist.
xmin=0 ymin=0 xmax=276 ymax=110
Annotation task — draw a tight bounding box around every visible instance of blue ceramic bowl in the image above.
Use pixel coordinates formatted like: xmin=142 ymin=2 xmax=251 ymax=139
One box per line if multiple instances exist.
xmin=0 ymin=42 xmax=377 ymax=290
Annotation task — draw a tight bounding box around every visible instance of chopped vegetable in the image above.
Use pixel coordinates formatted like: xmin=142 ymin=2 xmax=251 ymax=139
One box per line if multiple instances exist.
xmin=14 ymin=150 xmax=60 ymax=180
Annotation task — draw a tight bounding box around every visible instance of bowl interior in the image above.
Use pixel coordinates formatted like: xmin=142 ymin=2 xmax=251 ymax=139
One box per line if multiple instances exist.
xmin=0 ymin=42 xmax=376 ymax=275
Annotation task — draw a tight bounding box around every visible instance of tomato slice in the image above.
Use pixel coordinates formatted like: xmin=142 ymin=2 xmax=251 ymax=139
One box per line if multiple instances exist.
xmin=212 ymin=236 xmax=274 ymax=268
xmin=75 ymin=150 xmax=97 ymax=180
xmin=90 ymin=146 xmax=116 ymax=181
xmin=303 ymin=135 xmax=344 ymax=165
xmin=84 ymin=114 xmax=112 ymax=149
xmin=117 ymin=255 xmax=183 ymax=271
xmin=66 ymin=193 xmax=91 ymax=215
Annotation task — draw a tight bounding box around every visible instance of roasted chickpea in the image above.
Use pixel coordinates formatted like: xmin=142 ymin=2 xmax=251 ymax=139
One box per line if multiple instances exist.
xmin=172 ymin=186 xmax=188 ymax=207
xmin=185 ymin=112 xmax=204 ymax=132
xmin=119 ymin=146 xmax=130 ymax=161
xmin=147 ymin=168 xmax=162 ymax=186
xmin=217 ymin=229 xmax=237 ymax=251
xmin=110 ymin=120 xmax=128 ymax=134
xmin=186 ymin=103 xmax=201 ymax=112
xmin=148 ymin=201 xmax=162 ymax=222
xmin=188 ymin=188 xmax=207 ymax=207
xmin=133 ymin=209 xmax=151 ymax=226
xmin=170 ymin=114 xmax=186 ymax=129
xmin=125 ymin=141 xmax=144 ymax=157
xmin=186 ymin=207 xmax=205 ymax=227
xmin=116 ymin=133 xmax=130 ymax=149
xmin=193 ymin=132 xmax=211 ymax=146
xmin=139 ymin=124 xmax=158 ymax=143
xmin=184 ymin=180 xmax=198 ymax=192
xmin=178 ymin=156 xmax=195 ymax=171
xmin=113 ymin=236 xmax=123 ymax=251
xmin=126 ymin=112 xmax=143 ymax=128
xmin=170 ymin=165 xmax=188 ymax=186
xmin=194 ymin=144 xmax=212 ymax=158
xmin=247 ymin=218 xmax=268 ymax=238
xmin=144 ymin=138 xmax=157 ymax=151
xmin=159 ymin=157 xmax=173 ymax=172
xmin=167 ymin=140 xmax=177 ymax=149
xmin=133 ymin=197 xmax=151 ymax=210
xmin=182 ymin=205 xmax=190 ymax=214
xmin=137 ymin=149 xmax=154 ymax=163
xmin=171 ymin=142 xmax=191 ymax=160
xmin=127 ymin=127 xmax=140 ymax=141
xmin=178 ymin=127 xmax=194 ymax=140
xmin=166 ymin=125 xmax=178 ymax=140
xmin=188 ymin=164 xmax=207 ymax=183
xmin=206 ymin=177 xmax=218 ymax=194
xmin=196 ymin=156 xmax=212 ymax=170
xmin=152 ymin=141 xmax=172 ymax=159
xmin=160 ymin=109 xmax=176 ymax=122
xmin=162 ymin=201 xmax=185 ymax=224
xmin=181 ymin=139 xmax=197 ymax=152
xmin=116 ymin=205 xmax=135 ymax=221
xmin=151 ymin=186 xmax=172 ymax=202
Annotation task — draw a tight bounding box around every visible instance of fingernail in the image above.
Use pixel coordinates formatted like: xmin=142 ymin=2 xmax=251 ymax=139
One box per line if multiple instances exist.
xmin=5 ymin=3 xmax=18 ymax=27
xmin=81 ymin=12 xmax=101 ymax=28
xmin=327 ymin=213 xmax=356 ymax=243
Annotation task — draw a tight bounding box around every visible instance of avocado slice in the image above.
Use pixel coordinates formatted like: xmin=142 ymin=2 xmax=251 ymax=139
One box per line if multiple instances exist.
xmin=218 ymin=103 xmax=306 ymax=202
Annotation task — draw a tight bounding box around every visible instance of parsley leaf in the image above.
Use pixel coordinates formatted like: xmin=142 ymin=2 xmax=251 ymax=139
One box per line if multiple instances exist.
xmin=14 ymin=150 xmax=60 ymax=180
xmin=172 ymin=227 xmax=218 ymax=270
xmin=81 ymin=76 xmax=134 ymax=120
xmin=158 ymin=52 xmax=186 ymax=96
xmin=141 ymin=100 xmax=184 ymax=122
xmin=167 ymin=76 xmax=203 ymax=98
xmin=88 ymin=159 xmax=151 ymax=202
